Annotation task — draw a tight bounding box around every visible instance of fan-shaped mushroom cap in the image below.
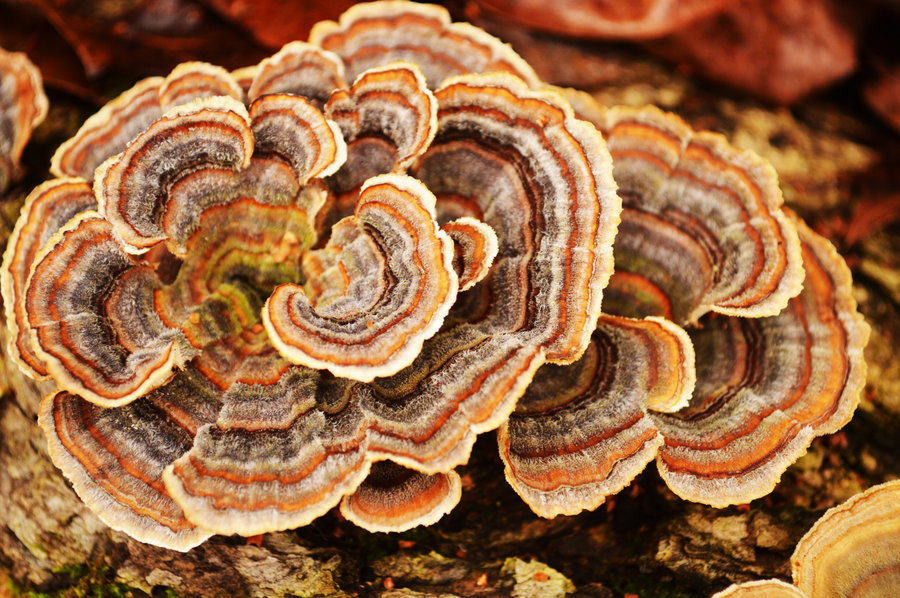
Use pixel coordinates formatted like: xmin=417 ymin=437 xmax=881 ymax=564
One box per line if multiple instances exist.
xmin=792 ymin=480 xmax=900 ymax=598
xmin=589 ymin=105 xmax=803 ymax=325
xmin=339 ymin=461 xmax=462 ymax=532
xmin=1 ymin=179 xmax=96 ymax=379
xmin=38 ymin=367 xmax=220 ymax=551
xmin=441 ymin=217 xmax=499 ymax=291
xmin=23 ymin=212 xmax=196 ymax=406
xmin=263 ymin=174 xmax=458 ymax=382
xmin=712 ymin=579 xmax=806 ymax=598
xmin=415 ymin=73 xmax=620 ymax=364
xmin=0 ymin=46 xmax=47 ymax=192
xmin=653 ymin=212 xmax=869 ymax=507
xmin=498 ymin=315 xmax=694 ymax=518
xmin=162 ymin=367 xmax=376 ymax=536
xmin=51 ymin=63 xmax=244 ymax=182
xmin=95 ymin=94 xmax=343 ymax=255
xmin=318 ymin=62 xmax=437 ymax=232
xmin=326 ymin=62 xmax=436 ymax=188
xmin=309 ymin=1 xmax=541 ymax=89
xmin=248 ymin=41 xmax=347 ymax=108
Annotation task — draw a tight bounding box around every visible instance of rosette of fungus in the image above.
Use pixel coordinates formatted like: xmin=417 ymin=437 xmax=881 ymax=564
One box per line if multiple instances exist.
xmin=3 ymin=0 xmax=870 ymax=551
xmin=499 ymin=99 xmax=869 ymax=516
xmin=4 ymin=1 xmax=621 ymax=550
xmin=0 ymin=46 xmax=47 ymax=193
xmin=712 ymin=480 xmax=900 ymax=598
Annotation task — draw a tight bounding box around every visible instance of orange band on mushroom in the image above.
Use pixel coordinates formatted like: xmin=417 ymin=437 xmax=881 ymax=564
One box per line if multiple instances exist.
xmin=163 ymin=367 xmax=374 ymax=536
xmin=653 ymin=213 xmax=869 ymax=507
xmin=38 ymin=368 xmax=220 ymax=551
xmin=712 ymin=580 xmax=806 ymax=598
xmin=792 ymin=480 xmax=900 ymax=597
xmin=499 ymin=315 xmax=694 ymax=518
xmin=95 ymin=96 xmax=254 ymax=253
xmin=441 ymin=217 xmax=499 ymax=291
xmin=249 ymin=93 xmax=347 ymax=185
xmin=2 ymin=179 xmax=96 ymax=379
xmin=416 ymin=73 xmax=620 ymax=364
xmin=591 ymin=105 xmax=804 ymax=324
xmin=339 ymin=461 xmax=462 ymax=532
xmin=309 ymin=1 xmax=541 ymax=89
xmin=264 ymin=174 xmax=458 ymax=382
xmin=248 ymin=41 xmax=347 ymax=108
xmin=24 ymin=213 xmax=195 ymax=406
xmin=158 ymin=62 xmax=243 ymax=111
xmin=51 ymin=63 xmax=244 ymax=182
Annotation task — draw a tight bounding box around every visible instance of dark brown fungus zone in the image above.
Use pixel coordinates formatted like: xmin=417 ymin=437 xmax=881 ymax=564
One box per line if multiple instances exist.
xmin=308 ymin=0 xmax=542 ymax=89
xmin=0 ymin=46 xmax=47 ymax=193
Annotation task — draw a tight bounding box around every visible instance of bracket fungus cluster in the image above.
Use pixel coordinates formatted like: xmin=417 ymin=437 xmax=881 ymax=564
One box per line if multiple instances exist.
xmin=2 ymin=1 xmax=868 ymax=552
xmin=0 ymin=46 xmax=47 ymax=194
xmin=713 ymin=480 xmax=900 ymax=598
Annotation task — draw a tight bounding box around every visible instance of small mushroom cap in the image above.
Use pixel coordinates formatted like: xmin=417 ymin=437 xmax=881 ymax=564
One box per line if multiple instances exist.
xmin=51 ymin=62 xmax=244 ymax=181
xmin=711 ymin=579 xmax=806 ymax=598
xmin=0 ymin=46 xmax=48 ymax=192
xmin=339 ymin=461 xmax=462 ymax=532
xmin=317 ymin=62 xmax=438 ymax=233
xmin=590 ymin=104 xmax=804 ymax=325
xmin=94 ymin=93 xmax=343 ymax=256
xmin=38 ymin=367 xmax=221 ymax=551
xmin=248 ymin=41 xmax=347 ymax=108
xmin=263 ymin=173 xmax=459 ymax=382
xmin=792 ymin=480 xmax=900 ymax=598
xmin=441 ymin=217 xmax=499 ymax=291
xmin=309 ymin=1 xmax=541 ymax=89
xmin=653 ymin=212 xmax=869 ymax=507
xmin=499 ymin=315 xmax=694 ymax=518
xmin=1 ymin=179 xmax=96 ymax=379
xmin=95 ymin=95 xmax=254 ymax=253
xmin=326 ymin=62 xmax=437 ymax=187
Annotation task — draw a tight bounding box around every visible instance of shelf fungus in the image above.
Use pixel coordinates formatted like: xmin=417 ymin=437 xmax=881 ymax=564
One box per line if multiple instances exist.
xmin=3 ymin=1 xmax=869 ymax=551
xmin=0 ymin=46 xmax=47 ymax=193
xmin=308 ymin=0 xmax=541 ymax=89
xmin=712 ymin=480 xmax=900 ymax=598
xmin=4 ymin=1 xmax=621 ymax=550
xmin=500 ymin=99 xmax=868 ymax=514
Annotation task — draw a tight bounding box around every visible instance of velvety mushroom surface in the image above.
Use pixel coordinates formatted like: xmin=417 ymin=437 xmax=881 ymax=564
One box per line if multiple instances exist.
xmin=5 ymin=1 xmax=621 ymax=549
xmin=499 ymin=95 xmax=868 ymax=514
xmin=793 ymin=480 xmax=900 ymax=598
xmin=711 ymin=480 xmax=900 ymax=598
xmin=3 ymin=0 xmax=869 ymax=551
xmin=0 ymin=46 xmax=47 ymax=193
